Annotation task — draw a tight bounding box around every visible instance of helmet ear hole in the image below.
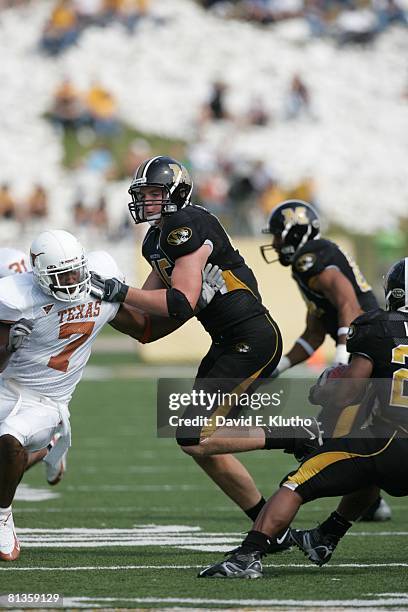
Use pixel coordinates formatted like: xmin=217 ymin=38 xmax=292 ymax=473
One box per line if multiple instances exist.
xmin=384 ymin=258 xmax=408 ymax=311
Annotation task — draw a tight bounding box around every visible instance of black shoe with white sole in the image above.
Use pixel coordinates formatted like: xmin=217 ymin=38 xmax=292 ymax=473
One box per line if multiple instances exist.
xmin=290 ymin=526 xmax=338 ymax=566
xmin=198 ymin=548 xmax=263 ymax=579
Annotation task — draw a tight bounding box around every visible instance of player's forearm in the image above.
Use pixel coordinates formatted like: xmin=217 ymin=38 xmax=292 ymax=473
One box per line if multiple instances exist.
xmin=124 ymin=287 xmax=169 ymax=317
xmin=336 ymin=302 xmax=362 ymax=343
xmin=109 ymin=304 xmax=146 ymax=339
xmin=286 ymin=332 xmax=324 ymax=366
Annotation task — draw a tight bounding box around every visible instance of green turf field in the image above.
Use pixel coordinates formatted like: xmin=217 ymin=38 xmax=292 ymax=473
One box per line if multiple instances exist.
xmin=2 ymin=373 xmax=408 ymax=609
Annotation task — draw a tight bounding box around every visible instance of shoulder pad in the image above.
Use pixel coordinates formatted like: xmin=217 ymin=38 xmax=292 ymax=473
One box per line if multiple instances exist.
xmin=297 ymin=238 xmax=335 ymax=256
xmin=88 ymin=251 xmax=124 ymax=282
xmin=161 ymin=208 xmax=204 ymax=258
xmin=0 ymin=274 xmax=34 ymax=321
xmin=292 ymin=239 xmax=334 ymax=276
xmin=346 ymin=309 xmax=383 ymax=355
xmin=350 ymin=309 xmax=384 ymax=328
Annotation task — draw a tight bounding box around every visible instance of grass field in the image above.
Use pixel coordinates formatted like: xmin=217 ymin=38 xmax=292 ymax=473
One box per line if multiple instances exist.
xmin=2 ymin=366 xmax=408 ymax=609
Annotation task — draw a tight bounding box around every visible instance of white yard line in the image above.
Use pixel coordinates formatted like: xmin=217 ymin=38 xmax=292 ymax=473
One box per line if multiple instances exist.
xmin=39 ymin=594 xmax=408 ymax=609
xmin=1 ymin=562 xmax=408 ymax=571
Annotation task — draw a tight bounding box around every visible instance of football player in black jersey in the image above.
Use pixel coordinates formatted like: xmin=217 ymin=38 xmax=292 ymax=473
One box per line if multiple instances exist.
xmin=198 ymin=258 xmax=408 ymax=578
xmin=92 ymin=155 xmax=286 ymax=527
xmin=260 ymin=200 xmax=379 ymax=374
xmin=260 ymin=199 xmax=390 ymax=521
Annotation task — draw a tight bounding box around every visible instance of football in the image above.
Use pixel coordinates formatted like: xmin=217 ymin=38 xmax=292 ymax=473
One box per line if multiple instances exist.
xmin=317 ymin=364 xmax=349 ymax=386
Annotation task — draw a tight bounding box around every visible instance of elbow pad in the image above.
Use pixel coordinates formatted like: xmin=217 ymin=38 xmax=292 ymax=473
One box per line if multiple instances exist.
xmin=166 ymin=288 xmax=194 ymax=321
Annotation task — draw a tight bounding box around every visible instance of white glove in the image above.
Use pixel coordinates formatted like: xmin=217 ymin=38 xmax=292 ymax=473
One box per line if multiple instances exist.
xmin=197 ymin=264 xmax=226 ymax=310
xmin=7 ymin=318 xmax=34 ymax=353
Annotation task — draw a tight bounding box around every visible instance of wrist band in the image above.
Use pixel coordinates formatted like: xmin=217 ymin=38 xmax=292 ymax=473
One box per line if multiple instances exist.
xmin=295 ymin=337 xmax=315 ymax=356
xmin=337 ymin=326 xmax=349 ymax=337
xmin=139 ymin=314 xmax=152 ymax=344
xmin=277 ymin=355 xmax=291 ymax=374
xmin=334 ymin=343 xmax=349 ymax=365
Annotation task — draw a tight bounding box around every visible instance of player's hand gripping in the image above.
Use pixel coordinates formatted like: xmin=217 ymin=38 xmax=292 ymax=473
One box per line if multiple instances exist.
xmin=197 ymin=264 xmax=226 ymax=311
xmin=7 ymin=318 xmax=34 ymax=353
xmin=90 ymin=272 xmax=129 ymax=303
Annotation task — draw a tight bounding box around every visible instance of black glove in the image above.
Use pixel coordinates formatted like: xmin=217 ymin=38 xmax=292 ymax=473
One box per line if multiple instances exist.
xmin=90 ymin=272 xmax=129 ymax=303
xmin=7 ymin=318 xmax=34 ymax=353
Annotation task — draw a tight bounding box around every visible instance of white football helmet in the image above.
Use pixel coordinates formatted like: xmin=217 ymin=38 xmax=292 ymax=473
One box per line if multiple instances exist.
xmin=30 ymin=230 xmax=91 ymax=303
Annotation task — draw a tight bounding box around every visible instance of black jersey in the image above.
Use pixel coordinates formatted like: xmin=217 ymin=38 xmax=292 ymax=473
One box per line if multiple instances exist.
xmin=347 ymin=309 xmax=408 ymax=426
xmin=142 ymin=205 xmax=267 ymax=336
xmin=291 ymin=238 xmax=379 ymax=340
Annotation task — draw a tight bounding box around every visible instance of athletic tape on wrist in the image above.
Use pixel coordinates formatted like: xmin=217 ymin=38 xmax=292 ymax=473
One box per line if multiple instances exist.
xmin=295 ymin=337 xmax=314 ymax=356
xmin=337 ymin=326 xmax=349 ymax=337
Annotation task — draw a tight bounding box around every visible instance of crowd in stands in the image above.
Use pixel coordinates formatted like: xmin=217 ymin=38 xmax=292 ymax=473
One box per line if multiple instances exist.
xmin=49 ymin=78 xmax=120 ymax=136
xmin=0 ymin=0 xmax=405 ymax=245
xmin=200 ymin=73 xmax=314 ymax=127
xmin=187 ymin=148 xmax=318 ymax=235
xmin=199 ymin=0 xmax=407 ymax=43
xmin=40 ymin=0 xmax=153 ymax=55
xmin=0 ymin=181 xmax=115 ymax=240
xmin=0 ymin=184 xmax=48 ymax=222
xmin=42 ymin=65 xmax=319 ymax=236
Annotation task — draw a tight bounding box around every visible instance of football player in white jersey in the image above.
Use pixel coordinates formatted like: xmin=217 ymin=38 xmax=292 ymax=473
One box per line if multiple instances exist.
xmin=0 ymin=248 xmax=30 ymax=278
xmin=0 ymin=248 xmax=61 ymax=483
xmin=0 ymin=229 xmax=223 ymax=561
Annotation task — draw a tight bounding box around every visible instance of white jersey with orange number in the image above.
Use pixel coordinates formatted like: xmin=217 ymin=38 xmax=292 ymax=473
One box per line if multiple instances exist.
xmin=0 ymin=247 xmax=30 ymax=277
xmin=0 ymin=250 xmax=123 ymax=404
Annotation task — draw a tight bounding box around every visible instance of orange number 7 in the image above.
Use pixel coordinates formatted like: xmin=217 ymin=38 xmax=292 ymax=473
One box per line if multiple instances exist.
xmin=48 ymin=322 xmax=95 ymax=373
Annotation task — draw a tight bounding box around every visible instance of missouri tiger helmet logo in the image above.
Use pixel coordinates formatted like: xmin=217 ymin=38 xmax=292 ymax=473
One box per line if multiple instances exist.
xmin=295 ymin=253 xmax=316 ymax=272
xmin=167 ymin=227 xmax=192 ymax=246
xmin=391 ymin=288 xmax=405 ymax=300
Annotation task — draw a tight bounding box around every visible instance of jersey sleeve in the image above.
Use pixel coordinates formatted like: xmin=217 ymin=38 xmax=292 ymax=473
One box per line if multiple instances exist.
xmin=0 ymin=301 xmax=23 ymax=323
xmin=346 ymin=311 xmax=381 ymax=362
xmin=0 ymin=277 xmax=28 ymax=323
xmin=292 ymin=241 xmax=338 ymax=283
xmin=160 ymin=210 xmax=206 ymax=260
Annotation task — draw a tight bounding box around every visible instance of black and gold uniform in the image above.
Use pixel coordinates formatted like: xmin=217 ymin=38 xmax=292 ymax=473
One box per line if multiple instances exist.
xmin=142 ymin=204 xmax=282 ymax=445
xmin=282 ymin=307 xmax=408 ymax=502
xmin=292 ymin=238 xmax=379 ymax=340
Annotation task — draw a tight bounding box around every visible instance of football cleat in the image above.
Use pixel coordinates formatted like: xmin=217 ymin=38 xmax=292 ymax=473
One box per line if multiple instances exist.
xmin=0 ymin=511 xmax=20 ymax=562
xmin=359 ymin=497 xmax=391 ymax=522
xmin=45 ymin=435 xmax=67 ymax=486
xmin=198 ymin=549 xmax=263 ymax=579
xmin=290 ymin=526 xmax=337 ymax=566
xmin=267 ymin=528 xmax=292 ymax=554
xmin=46 ymin=451 xmax=67 ymax=485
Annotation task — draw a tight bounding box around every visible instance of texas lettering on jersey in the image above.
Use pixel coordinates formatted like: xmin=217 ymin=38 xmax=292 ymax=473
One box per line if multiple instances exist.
xmin=57 ymin=300 xmax=101 ymax=324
